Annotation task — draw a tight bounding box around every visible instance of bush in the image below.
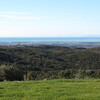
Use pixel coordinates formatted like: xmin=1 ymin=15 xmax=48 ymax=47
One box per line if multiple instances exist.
xmin=85 ymin=70 xmax=95 ymax=78
xmin=0 ymin=65 xmax=24 ymax=81
xmin=58 ymin=70 xmax=73 ymax=79
xmin=75 ymin=69 xmax=86 ymax=79
xmin=27 ymin=72 xmax=32 ymax=80
xmin=58 ymin=69 xmax=99 ymax=79
xmin=4 ymin=66 xmax=23 ymax=81
xmin=0 ymin=65 xmax=6 ymax=81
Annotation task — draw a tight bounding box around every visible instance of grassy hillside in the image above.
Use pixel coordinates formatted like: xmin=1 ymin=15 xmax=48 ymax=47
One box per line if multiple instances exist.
xmin=0 ymin=79 xmax=100 ymax=100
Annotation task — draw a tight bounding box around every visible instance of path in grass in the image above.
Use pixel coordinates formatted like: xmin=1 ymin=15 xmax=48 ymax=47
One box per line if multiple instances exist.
xmin=0 ymin=79 xmax=100 ymax=100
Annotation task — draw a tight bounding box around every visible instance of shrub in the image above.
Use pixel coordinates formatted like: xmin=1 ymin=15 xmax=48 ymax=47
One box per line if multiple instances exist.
xmin=58 ymin=70 xmax=73 ymax=79
xmin=0 ymin=65 xmax=6 ymax=81
xmin=27 ymin=72 xmax=32 ymax=80
xmin=4 ymin=66 xmax=23 ymax=81
xmin=85 ymin=70 xmax=95 ymax=78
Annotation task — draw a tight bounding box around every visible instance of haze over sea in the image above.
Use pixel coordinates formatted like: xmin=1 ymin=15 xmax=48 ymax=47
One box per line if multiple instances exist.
xmin=0 ymin=37 xmax=100 ymax=43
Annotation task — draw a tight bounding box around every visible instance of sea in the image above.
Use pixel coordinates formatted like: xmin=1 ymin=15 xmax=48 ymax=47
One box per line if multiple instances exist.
xmin=0 ymin=37 xmax=100 ymax=42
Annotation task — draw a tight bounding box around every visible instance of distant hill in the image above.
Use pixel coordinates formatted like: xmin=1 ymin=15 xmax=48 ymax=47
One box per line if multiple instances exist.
xmin=0 ymin=45 xmax=100 ymax=70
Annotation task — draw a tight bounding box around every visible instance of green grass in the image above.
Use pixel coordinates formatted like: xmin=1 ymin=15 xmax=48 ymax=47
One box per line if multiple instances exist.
xmin=0 ymin=79 xmax=100 ymax=100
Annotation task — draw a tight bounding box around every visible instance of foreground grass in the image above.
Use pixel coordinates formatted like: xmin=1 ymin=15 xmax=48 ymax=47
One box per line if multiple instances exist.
xmin=0 ymin=79 xmax=100 ymax=100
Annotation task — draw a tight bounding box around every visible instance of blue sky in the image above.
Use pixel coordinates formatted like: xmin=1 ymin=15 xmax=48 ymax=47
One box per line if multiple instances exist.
xmin=0 ymin=0 xmax=100 ymax=37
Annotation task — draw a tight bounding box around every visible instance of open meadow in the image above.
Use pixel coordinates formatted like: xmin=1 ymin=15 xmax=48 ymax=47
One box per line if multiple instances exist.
xmin=0 ymin=79 xmax=100 ymax=100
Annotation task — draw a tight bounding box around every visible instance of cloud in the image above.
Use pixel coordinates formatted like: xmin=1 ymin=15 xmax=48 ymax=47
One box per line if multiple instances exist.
xmin=0 ymin=12 xmax=41 ymax=20
xmin=0 ymin=15 xmax=41 ymax=20
xmin=0 ymin=12 xmax=31 ymax=14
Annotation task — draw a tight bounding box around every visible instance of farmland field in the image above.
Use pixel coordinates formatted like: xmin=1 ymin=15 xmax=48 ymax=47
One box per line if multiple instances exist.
xmin=0 ymin=79 xmax=100 ymax=100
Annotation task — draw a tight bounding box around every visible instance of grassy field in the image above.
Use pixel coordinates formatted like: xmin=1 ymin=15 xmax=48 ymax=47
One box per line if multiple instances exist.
xmin=0 ymin=79 xmax=100 ymax=100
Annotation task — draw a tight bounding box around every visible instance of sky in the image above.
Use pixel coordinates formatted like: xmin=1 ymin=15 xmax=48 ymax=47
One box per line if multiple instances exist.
xmin=0 ymin=0 xmax=100 ymax=37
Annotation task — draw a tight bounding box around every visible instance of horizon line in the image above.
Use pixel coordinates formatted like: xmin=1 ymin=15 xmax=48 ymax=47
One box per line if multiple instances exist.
xmin=0 ymin=37 xmax=100 ymax=38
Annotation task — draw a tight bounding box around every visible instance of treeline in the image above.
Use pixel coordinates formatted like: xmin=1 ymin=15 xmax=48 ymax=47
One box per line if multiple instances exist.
xmin=0 ymin=45 xmax=100 ymax=81
xmin=0 ymin=65 xmax=100 ymax=81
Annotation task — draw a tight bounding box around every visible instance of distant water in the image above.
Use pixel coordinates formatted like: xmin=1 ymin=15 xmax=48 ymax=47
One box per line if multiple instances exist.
xmin=0 ymin=37 xmax=100 ymax=42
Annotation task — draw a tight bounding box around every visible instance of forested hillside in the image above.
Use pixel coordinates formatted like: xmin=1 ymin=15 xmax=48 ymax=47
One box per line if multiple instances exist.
xmin=0 ymin=45 xmax=100 ymax=81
